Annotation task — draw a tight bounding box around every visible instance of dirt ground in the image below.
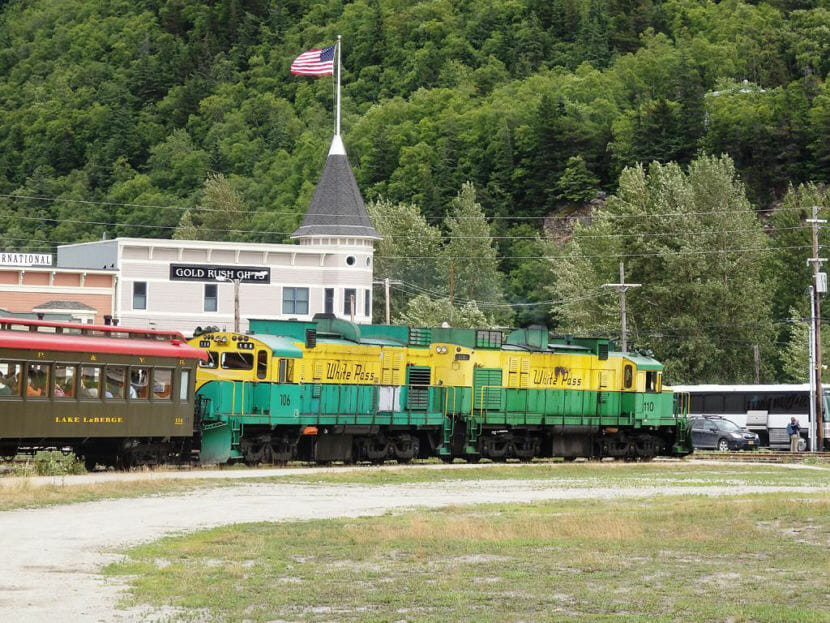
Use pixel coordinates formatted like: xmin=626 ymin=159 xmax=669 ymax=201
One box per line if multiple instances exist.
xmin=1 ymin=464 xmax=827 ymax=622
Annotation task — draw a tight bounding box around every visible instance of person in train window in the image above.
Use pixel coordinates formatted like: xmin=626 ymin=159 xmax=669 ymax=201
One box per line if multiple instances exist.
xmin=27 ymin=374 xmax=44 ymax=396
xmin=80 ymin=370 xmax=99 ymax=398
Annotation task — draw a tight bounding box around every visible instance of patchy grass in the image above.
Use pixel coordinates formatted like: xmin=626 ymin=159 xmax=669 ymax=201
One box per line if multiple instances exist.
xmin=2 ymin=451 xmax=86 ymax=476
xmin=269 ymin=460 xmax=830 ymax=488
xmin=106 ymin=492 xmax=830 ymax=622
xmin=0 ymin=477 xmax=238 ymax=512
xmin=2 ymin=461 xmax=830 ymax=511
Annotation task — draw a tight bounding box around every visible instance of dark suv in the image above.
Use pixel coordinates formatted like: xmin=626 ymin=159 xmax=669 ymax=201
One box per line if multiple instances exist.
xmin=690 ymin=416 xmax=760 ymax=451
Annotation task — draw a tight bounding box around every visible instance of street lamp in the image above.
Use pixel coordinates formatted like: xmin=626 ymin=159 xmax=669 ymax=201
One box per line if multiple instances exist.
xmin=214 ymin=275 xmax=240 ymax=333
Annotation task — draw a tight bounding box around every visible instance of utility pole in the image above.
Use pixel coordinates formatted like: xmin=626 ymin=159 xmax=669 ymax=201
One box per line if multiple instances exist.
xmin=602 ymin=262 xmax=641 ymax=353
xmin=384 ymin=278 xmax=390 ymax=324
xmin=807 ymin=206 xmax=826 ymax=451
xmin=753 ymin=345 xmax=760 ymax=384
xmin=373 ymin=278 xmax=402 ymax=325
xmin=215 ymin=275 xmax=240 ymax=333
xmin=449 ymin=262 xmax=454 ymax=305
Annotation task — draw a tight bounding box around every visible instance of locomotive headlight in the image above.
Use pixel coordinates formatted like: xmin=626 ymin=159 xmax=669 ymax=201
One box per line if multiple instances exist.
xmin=435 ymin=345 xmax=447 ymax=354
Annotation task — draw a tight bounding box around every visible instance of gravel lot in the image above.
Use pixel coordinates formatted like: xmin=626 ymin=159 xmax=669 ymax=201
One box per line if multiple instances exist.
xmin=1 ymin=463 xmax=828 ymax=622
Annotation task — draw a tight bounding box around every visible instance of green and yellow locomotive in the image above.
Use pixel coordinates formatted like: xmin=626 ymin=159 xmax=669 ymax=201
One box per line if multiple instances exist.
xmin=189 ymin=316 xmax=691 ymax=464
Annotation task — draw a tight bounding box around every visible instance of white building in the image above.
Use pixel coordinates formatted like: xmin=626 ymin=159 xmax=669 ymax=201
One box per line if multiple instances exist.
xmin=56 ymin=135 xmax=381 ymax=334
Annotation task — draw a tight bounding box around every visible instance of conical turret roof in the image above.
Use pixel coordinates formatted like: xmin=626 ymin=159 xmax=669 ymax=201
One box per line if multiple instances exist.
xmin=291 ymin=135 xmax=381 ymax=240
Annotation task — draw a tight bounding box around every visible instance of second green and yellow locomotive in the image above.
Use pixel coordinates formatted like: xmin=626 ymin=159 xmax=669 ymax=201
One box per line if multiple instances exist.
xmin=189 ymin=316 xmax=691 ymax=464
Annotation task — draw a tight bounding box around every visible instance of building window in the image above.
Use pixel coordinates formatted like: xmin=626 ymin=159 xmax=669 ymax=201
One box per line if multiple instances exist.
xmin=344 ymin=288 xmax=356 ymax=315
xmin=133 ymin=282 xmax=147 ymax=310
xmin=282 ymin=287 xmax=309 ymax=315
xmin=325 ymin=288 xmax=334 ymax=315
xmin=365 ymin=289 xmax=371 ymax=317
xmin=204 ymin=283 xmax=218 ymax=312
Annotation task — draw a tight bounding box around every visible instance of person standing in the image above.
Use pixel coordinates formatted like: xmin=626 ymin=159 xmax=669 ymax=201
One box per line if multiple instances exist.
xmin=787 ymin=417 xmax=802 ymax=452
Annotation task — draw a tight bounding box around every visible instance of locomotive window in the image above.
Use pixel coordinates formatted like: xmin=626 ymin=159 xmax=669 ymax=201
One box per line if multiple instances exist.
xmin=221 ymin=352 xmax=253 ymax=370
xmin=54 ymin=364 xmax=76 ymax=399
xmin=0 ymin=361 xmax=23 ymax=396
xmin=153 ymin=369 xmax=173 ymax=400
xmin=106 ymin=366 xmax=127 ymax=399
xmin=256 ymin=350 xmax=268 ymax=380
xmin=26 ymin=363 xmax=50 ymax=398
xmin=623 ymin=365 xmax=633 ymax=389
xmin=130 ymin=367 xmax=150 ymax=399
xmin=180 ymin=369 xmax=191 ymax=401
xmin=200 ymin=351 xmax=219 ymax=368
xmin=278 ymin=358 xmax=295 ymax=383
xmin=645 ymin=371 xmax=658 ymax=393
xmin=80 ymin=366 xmax=102 ymax=398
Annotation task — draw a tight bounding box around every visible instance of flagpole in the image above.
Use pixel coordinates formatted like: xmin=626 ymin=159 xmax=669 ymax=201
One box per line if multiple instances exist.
xmin=336 ymin=34 xmax=341 ymax=137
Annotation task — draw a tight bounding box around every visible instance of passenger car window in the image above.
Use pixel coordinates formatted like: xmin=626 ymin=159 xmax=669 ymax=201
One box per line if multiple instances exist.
xmin=26 ymin=363 xmax=50 ymax=398
xmin=54 ymin=364 xmax=76 ymax=399
xmin=106 ymin=366 xmax=127 ymax=399
xmin=79 ymin=366 xmax=102 ymax=398
xmin=153 ymin=369 xmax=173 ymax=400
xmin=131 ymin=367 xmax=150 ymax=399
xmin=179 ymin=369 xmax=190 ymax=400
xmin=0 ymin=361 xmax=23 ymax=396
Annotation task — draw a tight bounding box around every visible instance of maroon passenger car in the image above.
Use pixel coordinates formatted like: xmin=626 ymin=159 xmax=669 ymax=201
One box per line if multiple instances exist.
xmin=0 ymin=317 xmax=207 ymax=468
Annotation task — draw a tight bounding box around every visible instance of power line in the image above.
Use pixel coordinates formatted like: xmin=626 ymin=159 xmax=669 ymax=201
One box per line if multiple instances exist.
xmin=380 ymin=243 xmax=812 ymax=260
xmin=2 ymin=192 xmax=825 ymax=222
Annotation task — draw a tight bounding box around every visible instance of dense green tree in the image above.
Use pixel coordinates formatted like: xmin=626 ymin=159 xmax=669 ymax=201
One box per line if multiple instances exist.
xmin=765 ymin=183 xmax=830 ymax=375
xmin=550 ymin=155 xmax=775 ymax=383
xmin=779 ymin=304 xmax=830 ymax=384
xmin=174 ymin=173 xmax=250 ymax=241
xmin=555 ymin=155 xmax=601 ymax=206
xmin=366 ymin=197 xmax=444 ymax=322
xmin=498 ymin=224 xmax=557 ymax=329
xmin=394 ymin=294 xmax=490 ymax=328
xmin=439 ymin=183 xmax=512 ymax=326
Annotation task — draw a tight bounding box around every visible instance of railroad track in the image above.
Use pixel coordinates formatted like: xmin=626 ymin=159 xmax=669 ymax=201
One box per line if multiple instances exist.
xmin=688 ymin=451 xmax=830 ymax=463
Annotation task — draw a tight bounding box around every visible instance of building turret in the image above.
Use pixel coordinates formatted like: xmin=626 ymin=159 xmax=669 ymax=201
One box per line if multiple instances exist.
xmin=291 ymin=135 xmax=381 ymax=244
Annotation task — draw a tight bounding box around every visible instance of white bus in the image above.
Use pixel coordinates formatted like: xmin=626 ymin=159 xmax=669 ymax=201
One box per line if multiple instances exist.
xmin=670 ymin=384 xmax=830 ymax=451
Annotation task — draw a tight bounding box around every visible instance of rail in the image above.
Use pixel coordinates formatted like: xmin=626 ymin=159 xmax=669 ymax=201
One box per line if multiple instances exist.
xmin=687 ymin=451 xmax=830 ymax=463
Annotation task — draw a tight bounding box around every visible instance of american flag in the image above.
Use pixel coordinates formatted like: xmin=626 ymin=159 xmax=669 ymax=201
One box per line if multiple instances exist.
xmin=290 ymin=45 xmax=336 ymax=76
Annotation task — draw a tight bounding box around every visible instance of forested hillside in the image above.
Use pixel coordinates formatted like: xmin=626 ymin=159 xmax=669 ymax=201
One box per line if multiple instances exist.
xmin=0 ymin=0 xmax=829 ymax=381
